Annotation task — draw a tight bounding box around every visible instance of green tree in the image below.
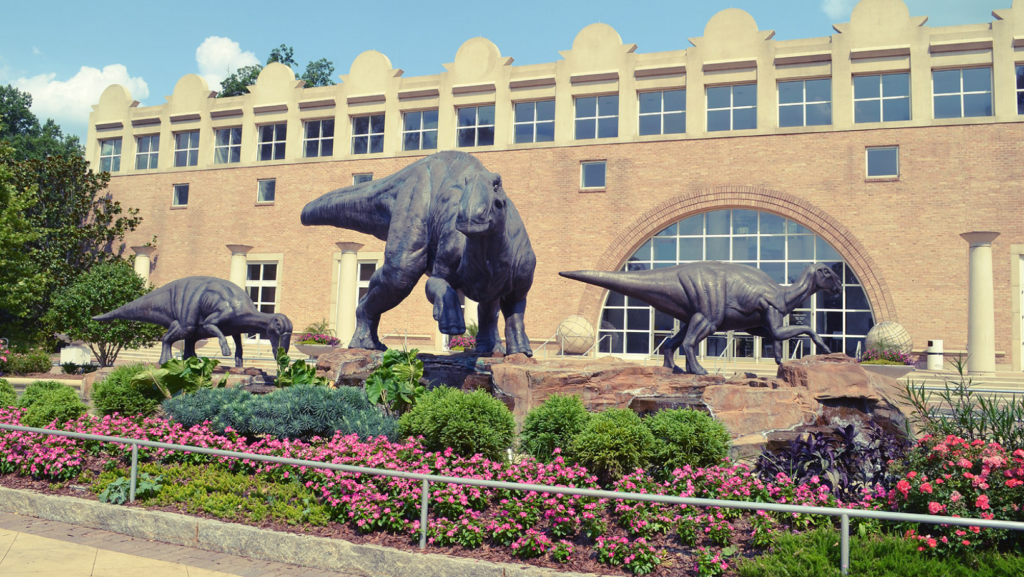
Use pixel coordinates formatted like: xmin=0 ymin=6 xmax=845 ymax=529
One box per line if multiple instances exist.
xmin=0 ymin=139 xmax=47 ymax=341
xmin=267 ymin=44 xmax=296 ymax=68
xmin=301 ymin=58 xmax=336 ymax=88
xmin=0 ymin=85 xmax=82 ymax=161
xmin=217 ymin=45 xmax=335 ymax=97
xmin=44 ymin=260 xmax=164 ymax=366
xmin=217 ymin=64 xmax=263 ymax=98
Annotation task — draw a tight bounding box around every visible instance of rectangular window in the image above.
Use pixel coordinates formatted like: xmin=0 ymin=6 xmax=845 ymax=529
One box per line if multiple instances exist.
xmin=99 ymin=138 xmax=122 ymax=172
xmin=353 ymin=173 xmax=372 ymax=185
xmin=866 ymin=146 xmax=898 ymax=178
xmin=1017 ymin=65 xmax=1024 ymax=115
xmin=257 ymin=179 xmax=276 ymax=203
xmin=638 ymin=90 xmax=686 ymax=135
xmin=779 ymin=79 xmax=831 ymax=127
xmin=214 ymin=128 xmax=242 ymax=164
xmin=706 ymin=84 xmax=757 ymax=132
xmin=357 ymin=261 xmax=377 ymax=303
xmin=514 ymin=100 xmax=555 ymax=143
xmin=258 ymin=123 xmax=287 ymax=161
xmin=575 ymin=95 xmax=618 ymax=139
xmin=303 ymin=119 xmax=335 ymax=158
xmin=246 ymin=263 xmax=278 ymax=314
xmin=172 ymin=183 xmax=189 ymax=207
xmin=853 ymin=73 xmax=911 ymax=123
xmin=581 ymin=161 xmax=606 ymax=189
xmin=457 ymin=106 xmax=495 ymax=147
xmin=933 ymin=68 xmax=992 ymax=119
xmin=402 ymin=110 xmax=438 ymax=151
xmin=352 ymin=114 xmax=384 ymax=154
xmin=173 ymin=131 xmax=199 ymax=167
xmin=135 ymin=135 xmax=159 ymax=170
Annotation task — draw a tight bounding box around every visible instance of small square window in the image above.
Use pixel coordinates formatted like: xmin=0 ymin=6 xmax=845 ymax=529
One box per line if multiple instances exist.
xmin=581 ymin=161 xmax=606 ymax=189
xmin=456 ymin=106 xmax=495 ymax=147
xmin=514 ymin=100 xmax=555 ymax=143
xmin=172 ymin=184 xmax=189 ymax=206
xmin=403 ymin=110 xmax=439 ymax=151
xmin=304 ymin=119 xmax=335 ymax=158
xmin=257 ymin=179 xmax=276 ymax=203
xmin=352 ymin=114 xmax=385 ymax=154
xmin=707 ymin=84 xmax=757 ymax=132
xmin=258 ymin=123 xmax=287 ymax=161
xmin=866 ymin=147 xmax=898 ymax=178
xmin=174 ymin=131 xmax=199 ymax=167
xmin=353 ymin=173 xmax=373 ymax=185
xmin=575 ymin=95 xmax=618 ymax=140
xmin=638 ymin=90 xmax=686 ymax=135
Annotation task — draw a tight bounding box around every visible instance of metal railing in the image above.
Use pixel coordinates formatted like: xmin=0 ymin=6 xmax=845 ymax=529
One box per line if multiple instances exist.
xmin=3 ymin=423 xmax=1024 ymax=575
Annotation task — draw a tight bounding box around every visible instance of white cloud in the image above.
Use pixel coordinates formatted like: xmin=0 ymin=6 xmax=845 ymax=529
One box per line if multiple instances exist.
xmin=32 ymin=47 xmax=42 ymax=55
xmin=14 ymin=64 xmax=149 ymax=127
xmin=195 ymin=36 xmax=260 ymax=91
xmin=821 ymin=0 xmax=857 ymax=20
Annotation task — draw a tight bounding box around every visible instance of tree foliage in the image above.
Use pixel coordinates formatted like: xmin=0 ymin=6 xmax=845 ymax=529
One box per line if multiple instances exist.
xmin=267 ymin=44 xmax=296 ymax=68
xmin=217 ymin=64 xmax=264 ymax=98
xmin=0 ymin=85 xmax=81 ymax=161
xmin=217 ymin=45 xmax=335 ymax=97
xmin=0 ymin=141 xmax=47 ymax=339
xmin=301 ymin=58 xmax=336 ymax=88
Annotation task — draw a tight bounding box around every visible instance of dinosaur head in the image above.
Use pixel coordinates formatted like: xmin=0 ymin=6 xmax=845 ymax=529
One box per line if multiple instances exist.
xmin=810 ymin=263 xmax=843 ymax=297
xmin=266 ymin=314 xmax=293 ymax=356
xmin=455 ymin=171 xmax=508 ymax=237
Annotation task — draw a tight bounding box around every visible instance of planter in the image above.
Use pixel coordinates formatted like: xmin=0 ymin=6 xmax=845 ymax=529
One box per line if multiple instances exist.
xmin=860 ymin=364 xmax=916 ymax=380
xmin=294 ymin=343 xmax=337 ymax=361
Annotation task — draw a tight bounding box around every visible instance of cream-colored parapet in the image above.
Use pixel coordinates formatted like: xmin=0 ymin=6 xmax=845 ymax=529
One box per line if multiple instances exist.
xmin=86 ymin=0 xmax=1024 ymax=173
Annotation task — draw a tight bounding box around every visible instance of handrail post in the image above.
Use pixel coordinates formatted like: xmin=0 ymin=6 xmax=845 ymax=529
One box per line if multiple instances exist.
xmin=840 ymin=513 xmax=849 ymax=575
xmin=129 ymin=443 xmax=138 ymax=503
xmin=419 ymin=479 xmax=430 ymax=549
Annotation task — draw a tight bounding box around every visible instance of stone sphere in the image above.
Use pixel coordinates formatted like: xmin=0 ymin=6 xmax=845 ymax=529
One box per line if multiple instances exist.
xmin=864 ymin=321 xmax=912 ymax=355
xmin=556 ymin=315 xmax=596 ymax=355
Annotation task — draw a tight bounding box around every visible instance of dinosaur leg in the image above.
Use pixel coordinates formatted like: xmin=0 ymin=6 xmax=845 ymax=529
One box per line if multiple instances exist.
xmin=199 ymin=321 xmax=233 ymax=357
xmin=425 ymin=277 xmax=466 ymax=336
xmin=352 ymin=264 xmax=421 ymax=351
xmin=745 ymin=326 xmax=783 ymax=365
xmin=680 ymin=314 xmax=716 ymax=376
xmin=660 ymin=327 xmax=687 ymax=371
xmin=501 ymin=298 xmax=532 ymax=357
xmin=765 ymin=309 xmax=833 ymax=354
xmin=159 ymin=321 xmax=190 ymax=365
xmin=183 ymin=338 xmax=198 ymax=360
xmin=475 ymin=299 xmax=503 ymax=355
xmin=233 ymin=334 xmax=243 ymax=368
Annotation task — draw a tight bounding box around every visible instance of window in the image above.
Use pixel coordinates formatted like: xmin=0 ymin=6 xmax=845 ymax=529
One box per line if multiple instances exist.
xmin=135 ymin=135 xmax=159 ymax=170
xmin=581 ymin=161 xmax=606 ymax=189
xmin=174 ymin=131 xmax=199 ymax=167
xmin=639 ymin=90 xmax=685 ymax=135
xmin=1016 ymin=65 xmax=1024 ymax=115
xmin=779 ymin=79 xmax=831 ymax=127
xmin=99 ymin=138 xmax=122 ymax=172
xmin=357 ymin=261 xmax=377 ymax=303
xmin=257 ymin=179 xmax=276 ymax=203
xmin=172 ymin=184 xmax=189 ymax=207
xmin=866 ymin=147 xmax=898 ymax=178
xmin=352 ymin=114 xmax=384 ymax=154
xmin=514 ymin=100 xmax=555 ymax=143
xmin=258 ymin=123 xmax=287 ymax=161
xmin=246 ymin=263 xmax=278 ymax=314
xmin=353 ymin=173 xmax=373 ymax=185
xmin=707 ymin=84 xmax=757 ymax=132
xmin=304 ymin=119 xmax=334 ymax=158
xmin=933 ymin=68 xmax=992 ymax=119
xmin=457 ymin=106 xmax=495 ymax=147
xmin=853 ymin=73 xmax=910 ymax=123
xmin=575 ymin=95 xmax=618 ymax=139
xmin=214 ymin=128 xmax=242 ymax=164
xmin=403 ymin=110 xmax=438 ymax=151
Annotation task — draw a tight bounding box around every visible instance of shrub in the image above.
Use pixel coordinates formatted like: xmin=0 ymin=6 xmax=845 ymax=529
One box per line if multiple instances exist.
xmin=643 ymin=408 xmax=731 ymax=472
xmin=399 ymin=387 xmax=514 ymax=461
xmin=91 ymin=363 xmax=162 ymax=417
xmin=17 ymin=381 xmax=87 ymax=428
xmin=519 ymin=393 xmax=591 ymax=462
xmin=132 ymin=356 xmax=229 ymax=398
xmin=17 ymin=380 xmax=69 ymax=408
xmin=570 ymin=408 xmax=655 ymax=484
xmin=274 ymin=348 xmax=328 ymax=387
xmin=365 ymin=348 xmax=425 ymax=416
xmin=162 ymin=386 xmax=252 ymax=430
xmin=0 ymin=378 xmax=16 ymax=407
xmin=2 ymin=349 xmax=52 ymax=375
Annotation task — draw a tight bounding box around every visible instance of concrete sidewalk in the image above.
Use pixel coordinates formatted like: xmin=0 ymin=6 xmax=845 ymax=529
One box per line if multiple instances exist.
xmin=0 ymin=513 xmax=355 ymax=577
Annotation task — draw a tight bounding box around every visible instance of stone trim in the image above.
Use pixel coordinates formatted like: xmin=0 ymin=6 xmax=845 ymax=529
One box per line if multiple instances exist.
xmin=509 ymin=77 xmax=557 ymax=89
xmin=570 ymin=72 xmax=619 ymax=84
xmin=347 ymin=93 xmax=386 ymax=105
xmin=210 ymin=108 xmax=243 ymax=118
xmin=453 ymin=83 xmax=497 ymax=94
xmin=169 ymin=113 xmax=201 ymax=123
xmin=298 ymin=98 xmax=336 ymax=110
xmin=130 ymin=117 xmax=161 ymax=127
xmin=774 ymin=52 xmax=832 ymax=66
xmin=850 ymin=46 xmax=911 ymax=60
xmin=574 ymin=186 xmax=897 ymax=327
xmin=94 ymin=121 xmax=124 ymax=130
xmin=253 ymin=104 xmax=288 ymax=114
xmin=929 ymin=39 xmax=994 ymax=54
xmin=703 ymin=58 xmax=757 ymax=72
xmin=398 ymin=88 xmax=441 ymax=100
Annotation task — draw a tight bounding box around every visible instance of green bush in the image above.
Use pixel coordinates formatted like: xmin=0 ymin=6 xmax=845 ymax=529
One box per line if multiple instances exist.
xmin=399 ymin=387 xmax=515 ymax=461
xmin=17 ymin=381 xmax=87 ymax=428
xmin=3 ymin=349 xmax=52 ymax=375
xmin=91 ymin=363 xmax=162 ymax=417
xmin=643 ymin=408 xmax=731 ymax=472
xmin=519 ymin=393 xmax=591 ymax=462
xmin=0 ymin=378 xmax=16 ymax=407
xmin=569 ymin=408 xmax=655 ymax=484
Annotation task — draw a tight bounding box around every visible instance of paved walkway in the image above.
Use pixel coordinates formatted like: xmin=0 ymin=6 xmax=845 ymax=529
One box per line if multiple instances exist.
xmin=0 ymin=513 xmax=353 ymax=577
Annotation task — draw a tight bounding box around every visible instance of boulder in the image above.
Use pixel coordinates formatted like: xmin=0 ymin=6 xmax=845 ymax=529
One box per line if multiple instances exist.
xmin=316 ymin=348 xmax=381 ymax=383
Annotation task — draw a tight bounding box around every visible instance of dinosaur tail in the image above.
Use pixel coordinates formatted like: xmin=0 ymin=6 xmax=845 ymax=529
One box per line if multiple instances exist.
xmin=91 ymin=297 xmax=156 ymax=323
xmin=559 ymin=269 xmax=670 ymax=304
xmin=300 ymin=179 xmax=391 ymax=239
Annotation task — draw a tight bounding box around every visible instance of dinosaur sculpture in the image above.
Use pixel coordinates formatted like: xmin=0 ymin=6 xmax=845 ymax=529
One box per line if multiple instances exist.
xmin=92 ymin=276 xmax=293 ymax=367
xmin=301 ymin=151 xmax=536 ymax=356
xmin=560 ymin=262 xmax=843 ymax=375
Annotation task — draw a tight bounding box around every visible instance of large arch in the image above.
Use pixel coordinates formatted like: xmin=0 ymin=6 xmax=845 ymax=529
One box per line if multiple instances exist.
xmin=574 ymin=186 xmax=897 ymax=326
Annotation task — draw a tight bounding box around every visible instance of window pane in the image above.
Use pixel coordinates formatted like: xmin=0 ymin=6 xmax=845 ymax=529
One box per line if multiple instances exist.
xmin=760 ymin=212 xmax=785 ymax=234
xmin=135 ymin=155 xmax=147 ymax=170
xmin=855 ymin=100 xmax=881 ymax=123
xmin=883 ymin=97 xmax=910 ymax=122
xmin=846 ymin=286 xmax=869 ymax=310
xmin=805 ymin=79 xmax=830 ymax=103
xmin=853 ymin=75 xmax=880 ymax=99
xmin=882 ymin=73 xmax=909 ymax=97
xmin=423 ymin=109 xmax=438 ymax=129
xmin=597 ymin=95 xmax=618 ymax=116
xmin=404 ymin=132 xmax=420 ymax=150
xmin=370 ymin=114 xmax=385 ymax=133
xmin=322 ymin=119 xmax=334 ymax=138
xmin=627 ymin=309 xmax=650 ymax=331
xmin=846 ymin=312 xmax=873 ymax=335
xmin=867 ymin=148 xmax=898 ymax=177
xmin=353 ymin=116 xmax=369 ymax=134
xmin=934 ymin=95 xmax=961 ymax=119
xmin=806 ymin=102 xmax=831 ymax=126
xmin=732 ymin=210 xmax=757 ymax=234
xmin=788 ymin=235 xmax=814 ymax=260
xmin=262 ymin=264 xmax=277 ymax=281
xmin=706 ymin=237 xmax=729 ymax=260
xmin=273 ymin=124 xmax=286 ymax=140
xmin=664 ymin=89 xmax=685 ymax=112
xmin=458 ymin=107 xmax=477 ymax=127
xmin=370 ymin=134 xmax=384 ymax=153
xmin=933 ymin=70 xmax=961 ymax=95
xmin=113 ymin=138 xmax=122 ymax=154
xmin=306 ymin=121 xmax=319 ymax=139
xmin=638 ymin=115 xmax=661 ymax=136
xmin=779 ymin=105 xmax=803 ymax=127
xmin=625 ymin=332 xmax=650 ymax=355
xmin=963 ymin=93 xmax=992 ymax=117
xmin=706 ymin=210 xmax=730 ymax=235
xmin=653 ymin=238 xmax=675 ymax=261
xmin=733 ymin=236 xmax=757 ymax=260
xmin=101 ymin=140 xmax=113 ymax=155
xmin=359 ymin=263 xmax=376 ymax=281
xmin=575 ymin=118 xmax=595 ymax=139
xmin=404 ymin=111 xmax=420 ymax=131
xmin=273 ymin=143 xmax=285 ymax=160
xmin=422 ymin=130 xmax=438 ymax=149
xmin=175 ymin=150 xmax=187 ymax=166
xmin=352 ymin=136 xmax=368 ymax=154
xmin=733 ymin=107 xmax=757 ymax=130
xmin=779 ymin=81 xmax=803 ymax=104
xmin=664 ymin=112 xmax=685 ymax=134
xmin=216 ymin=129 xmax=230 ymax=147
xmin=597 ymin=117 xmax=618 ymax=138
xmin=305 ymin=140 xmax=319 ymax=158
xmin=229 ymin=147 xmax=240 ymax=163
xmin=536 ymin=100 xmax=555 ymax=121
xmin=515 ymin=101 xmax=535 ymax=122
xmin=231 ymin=128 xmax=241 ymax=144
xmin=679 ymin=215 xmax=703 ymax=235
xmin=576 ymin=97 xmax=596 ymax=118
xmin=678 ymin=237 xmax=702 ymax=260
xmin=760 ymin=236 xmax=785 ymax=260
xmin=514 ymin=123 xmax=534 ymax=143
xmin=962 ymin=68 xmax=991 ymax=92
xmin=536 ymin=121 xmax=554 ymax=142
xmin=707 ymin=109 xmax=730 ymax=132
xmin=247 ymin=265 xmax=260 ymax=281
xmin=639 ymin=92 xmax=661 ymax=114
xmin=760 ymin=262 xmax=785 ymax=284
xmin=582 ymin=162 xmax=606 ymax=188
xmin=321 ymin=139 xmax=333 ymax=157
xmin=733 ymin=84 xmax=757 ymax=107
xmin=816 ymin=237 xmax=842 ymax=261
xmin=457 ymin=128 xmax=475 ymax=147
xmin=476 ymin=126 xmax=494 ymax=146
xmin=707 ymin=86 xmax=731 ymax=109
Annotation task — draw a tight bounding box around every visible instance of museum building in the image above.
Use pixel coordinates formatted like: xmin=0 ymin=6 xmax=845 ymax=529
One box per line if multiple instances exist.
xmin=85 ymin=0 xmax=1024 ymax=372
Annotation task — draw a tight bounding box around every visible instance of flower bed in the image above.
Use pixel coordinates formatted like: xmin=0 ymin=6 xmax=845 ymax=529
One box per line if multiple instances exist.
xmin=294 ymin=333 xmax=341 ymax=346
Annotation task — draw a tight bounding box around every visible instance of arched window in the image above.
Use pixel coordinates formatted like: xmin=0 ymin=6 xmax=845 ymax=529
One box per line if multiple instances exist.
xmin=598 ymin=209 xmax=874 ymax=359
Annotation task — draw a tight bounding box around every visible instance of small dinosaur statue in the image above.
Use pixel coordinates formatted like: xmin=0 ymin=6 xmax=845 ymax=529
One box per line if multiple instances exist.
xmin=92 ymin=276 xmax=293 ymax=367
xmin=559 ymin=262 xmax=843 ymax=375
xmin=300 ymin=151 xmax=536 ymax=356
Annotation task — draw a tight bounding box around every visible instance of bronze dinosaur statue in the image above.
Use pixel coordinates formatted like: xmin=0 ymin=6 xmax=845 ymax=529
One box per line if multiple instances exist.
xmin=300 ymin=151 xmax=536 ymax=356
xmin=92 ymin=276 xmax=293 ymax=367
xmin=559 ymin=262 xmax=843 ymax=375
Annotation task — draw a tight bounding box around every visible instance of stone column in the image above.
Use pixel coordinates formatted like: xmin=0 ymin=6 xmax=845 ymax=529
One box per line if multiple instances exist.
xmin=225 ymin=244 xmax=253 ymax=289
xmin=336 ymin=242 xmax=364 ymax=347
xmin=130 ymin=246 xmax=156 ymax=284
xmin=960 ymin=232 xmax=1000 ymax=375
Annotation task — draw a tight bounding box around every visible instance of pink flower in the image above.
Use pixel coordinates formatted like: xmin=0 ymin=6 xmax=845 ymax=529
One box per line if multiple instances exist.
xmin=919 ymin=482 xmax=932 ymax=494
xmin=975 ymin=495 xmax=990 ymax=510
xmin=928 ymin=502 xmax=945 ymax=514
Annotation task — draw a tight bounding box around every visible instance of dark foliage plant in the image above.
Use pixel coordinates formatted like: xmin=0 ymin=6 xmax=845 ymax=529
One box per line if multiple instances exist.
xmin=569 ymin=408 xmax=656 ymax=485
xmin=519 ymin=393 xmax=591 ymax=462
xmin=398 ymin=387 xmax=515 ymax=461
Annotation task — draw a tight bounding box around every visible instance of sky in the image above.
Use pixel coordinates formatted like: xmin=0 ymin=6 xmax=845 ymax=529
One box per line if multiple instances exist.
xmin=0 ymin=0 xmax=1005 ymax=141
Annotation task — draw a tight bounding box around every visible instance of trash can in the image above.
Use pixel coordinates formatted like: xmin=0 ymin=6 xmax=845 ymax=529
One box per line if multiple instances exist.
xmin=926 ymin=340 xmax=944 ymax=371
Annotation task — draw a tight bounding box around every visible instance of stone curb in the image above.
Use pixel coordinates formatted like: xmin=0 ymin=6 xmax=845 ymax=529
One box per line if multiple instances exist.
xmin=0 ymin=487 xmax=596 ymax=577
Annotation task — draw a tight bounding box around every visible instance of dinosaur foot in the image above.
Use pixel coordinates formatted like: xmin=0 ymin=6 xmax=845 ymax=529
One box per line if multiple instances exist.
xmin=349 ymin=335 xmax=387 ymax=352
xmin=474 ymin=341 xmax=506 ymax=356
xmin=221 ymin=344 xmax=232 ymax=357
xmin=671 ymin=365 xmax=686 ymax=375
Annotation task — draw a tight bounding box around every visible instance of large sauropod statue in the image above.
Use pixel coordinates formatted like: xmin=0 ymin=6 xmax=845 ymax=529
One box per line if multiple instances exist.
xmin=560 ymin=262 xmax=843 ymax=375
xmin=301 ymin=151 xmax=535 ymax=356
xmin=93 ymin=276 xmax=293 ymax=367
